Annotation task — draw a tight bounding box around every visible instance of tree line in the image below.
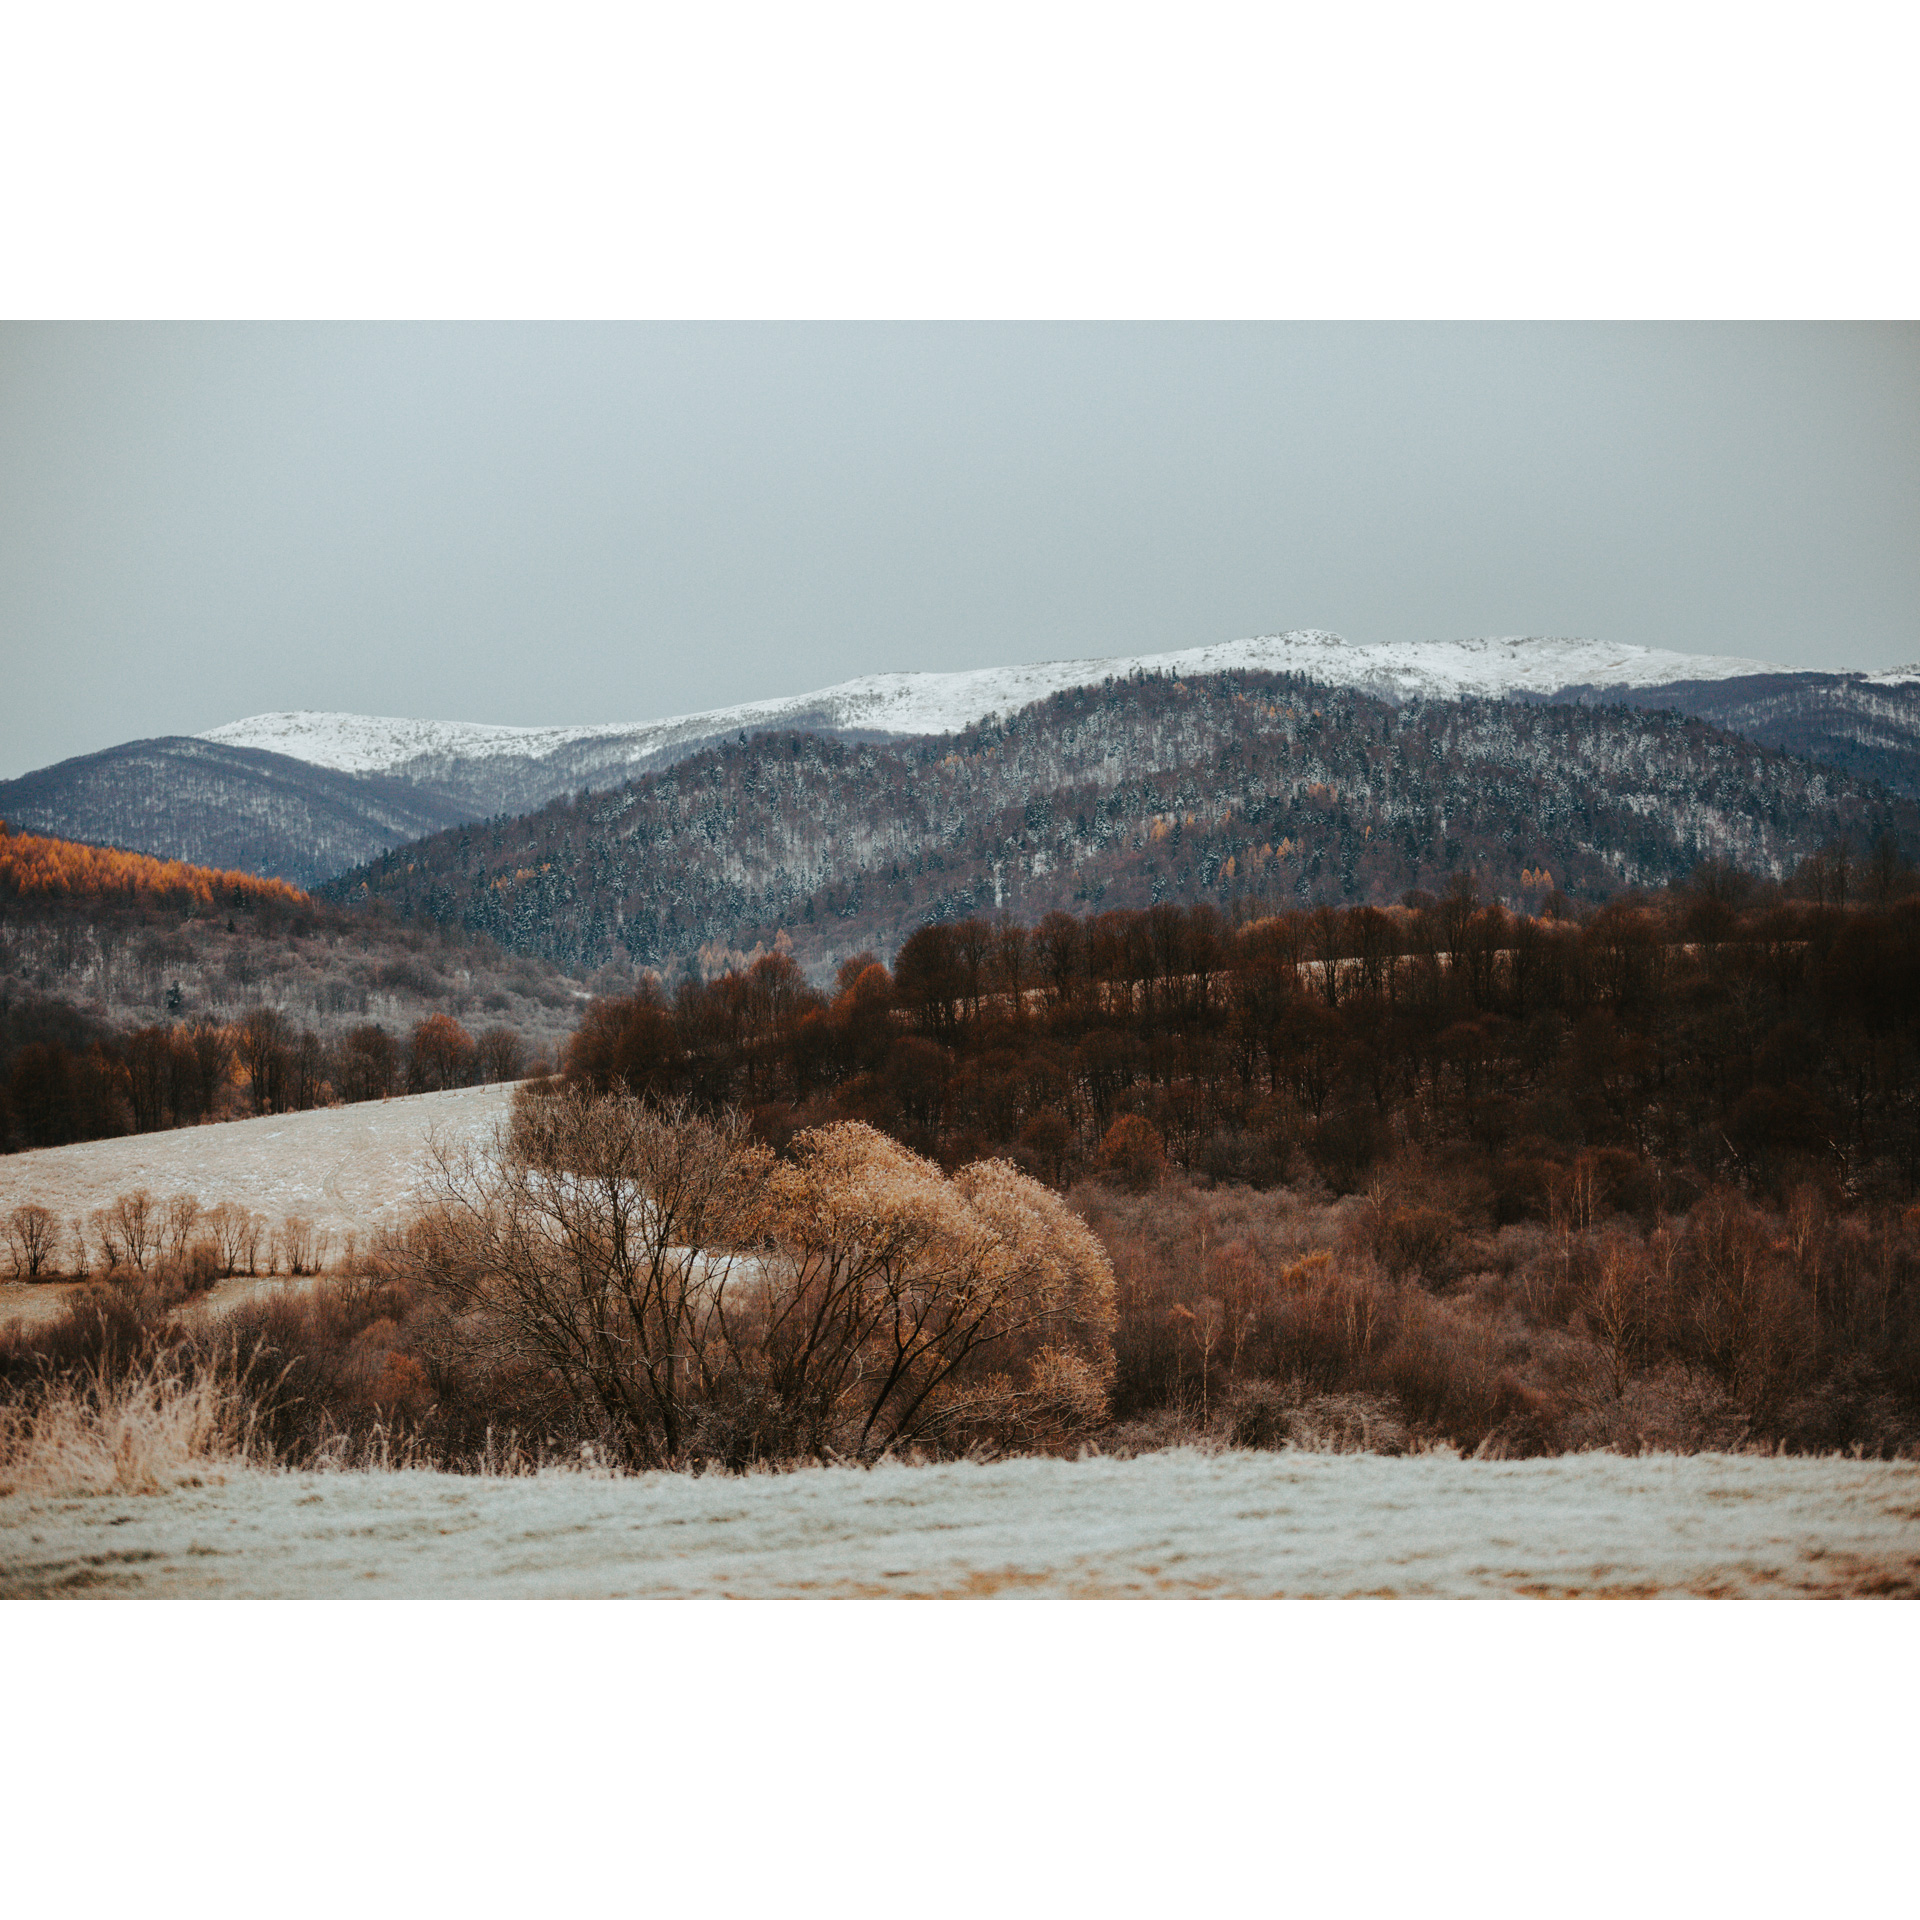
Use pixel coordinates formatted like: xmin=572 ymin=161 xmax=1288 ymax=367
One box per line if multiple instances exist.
xmin=1 ymin=1007 xmax=528 ymax=1153
xmin=0 ymin=817 xmax=308 ymax=914
xmin=559 ymin=869 xmax=1920 ymax=1209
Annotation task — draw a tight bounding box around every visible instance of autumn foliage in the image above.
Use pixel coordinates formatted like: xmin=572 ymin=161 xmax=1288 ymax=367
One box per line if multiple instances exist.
xmin=401 ymin=1086 xmax=1116 ymax=1466
xmin=562 ymin=879 xmax=1920 ymax=1209
xmin=0 ymin=819 xmax=308 ymax=915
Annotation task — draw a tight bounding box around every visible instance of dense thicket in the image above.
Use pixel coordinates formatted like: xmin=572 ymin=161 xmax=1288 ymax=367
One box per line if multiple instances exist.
xmin=2 ymin=1091 xmax=1119 ymax=1472
xmin=10 ymin=1123 xmax=1916 ymax=1464
xmin=558 ymin=871 xmax=1920 ymax=1205
xmin=324 ymin=671 xmax=1920 ymax=979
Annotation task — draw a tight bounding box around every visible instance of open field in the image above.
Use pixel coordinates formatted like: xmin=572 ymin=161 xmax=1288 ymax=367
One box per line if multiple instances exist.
xmin=0 ymin=1084 xmax=514 ymax=1324
xmin=4 ymin=1449 xmax=1916 ymax=1598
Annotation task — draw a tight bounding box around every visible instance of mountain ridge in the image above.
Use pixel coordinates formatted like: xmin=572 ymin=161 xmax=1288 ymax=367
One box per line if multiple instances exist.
xmin=0 ymin=737 xmax=473 ymax=889
xmin=321 ymin=669 xmax=1920 ymax=982
xmin=203 ymin=630 xmax=1849 ymax=777
xmin=11 ymin=633 xmax=1920 ymax=892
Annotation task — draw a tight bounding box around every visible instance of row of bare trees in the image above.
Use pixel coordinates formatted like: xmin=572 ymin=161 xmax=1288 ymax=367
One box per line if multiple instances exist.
xmin=4 ymin=1008 xmax=532 ymax=1155
xmin=402 ymin=1088 xmax=1117 ymax=1468
xmin=2 ymin=1193 xmax=333 ymax=1283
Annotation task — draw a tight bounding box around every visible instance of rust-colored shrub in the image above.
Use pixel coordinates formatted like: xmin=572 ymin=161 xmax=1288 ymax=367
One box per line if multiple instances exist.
xmin=1375 ymin=1205 xmax=1457 ymax=1282
xmin=1097 ymin=1114 xmax=1166 ymax=1192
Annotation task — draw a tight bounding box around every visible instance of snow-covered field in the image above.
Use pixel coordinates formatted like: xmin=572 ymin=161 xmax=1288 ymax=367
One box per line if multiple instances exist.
xmin=202 ymin=631 xmax=1854 ymax=779
xmin=0 ymin=1085 xmax=514 ymax=1325
xmin=5 ymin=1450 xmax=1915 ymax=1598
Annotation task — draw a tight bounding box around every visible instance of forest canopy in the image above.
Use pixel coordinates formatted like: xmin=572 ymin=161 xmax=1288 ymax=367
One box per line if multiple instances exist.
xmin=0 ymin=819 xmax=308 ymax=915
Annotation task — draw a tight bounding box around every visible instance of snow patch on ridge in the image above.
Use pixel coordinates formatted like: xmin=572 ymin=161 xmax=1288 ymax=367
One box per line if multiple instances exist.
xmin=195 ymin=709 xmax=625 ymax=774
xmin=201 ymin=630 xmax=1829 ymax=777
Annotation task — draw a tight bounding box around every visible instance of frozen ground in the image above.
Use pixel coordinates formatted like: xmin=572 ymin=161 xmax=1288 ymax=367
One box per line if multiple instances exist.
xmin=0 ymin=1085 xmax=514 ymax=1326
xmin=4 ymin=1449 xmax=1916 ymax=1598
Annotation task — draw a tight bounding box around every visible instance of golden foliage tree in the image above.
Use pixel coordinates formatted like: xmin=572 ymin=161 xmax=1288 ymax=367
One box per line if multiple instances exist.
xmin=0 ymin=820 xmax=306 ymax=913
xmin=406 ymin=1091 xmax=1115 ymax=1467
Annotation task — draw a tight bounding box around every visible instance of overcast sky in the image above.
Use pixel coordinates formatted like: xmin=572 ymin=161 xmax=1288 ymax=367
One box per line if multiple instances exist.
xmin=2 ymin=322 xmax=1915 ymax=778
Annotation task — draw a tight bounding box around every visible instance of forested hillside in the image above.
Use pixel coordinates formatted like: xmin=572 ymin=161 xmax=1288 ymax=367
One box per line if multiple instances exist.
xmin=1550 ymin=673 xmax=1920 ymax=800
xmin=324 ymin=671 xmax=1920 ymax=980
xmin=0 ymin=737 xmax=473 ymax=887
xmin=561 ymin=881 xmax=1920 ymax=1199
xmin=0 ymin=823 xmax=583 ymax=1153
xmin=1 ymin=822 xmax=307 ymax=913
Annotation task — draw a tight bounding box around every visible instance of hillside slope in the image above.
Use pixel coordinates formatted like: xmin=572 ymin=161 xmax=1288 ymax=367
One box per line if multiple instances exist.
xmin=0 ymin=823 xmax=582 ymax=1155
xmin=1549 ymin=673 xmax=1920 ymax=799
xmin=0 ymin=737 xmax=473 ymax=887
xmin=323 ymin=670 xmax=1920 ymax=978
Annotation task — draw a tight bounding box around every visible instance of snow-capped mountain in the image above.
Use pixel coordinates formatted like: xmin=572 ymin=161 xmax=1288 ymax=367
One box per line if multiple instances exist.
xmin=200 ymin=630 xmax=1827 ymax=778
xmin=13 ymin=630 xmax=1917 ymax=893
xmin=195 ymin=710 xmax=607 ymax=775
xmin=321 ymin=665 xmax=1920 ymax=982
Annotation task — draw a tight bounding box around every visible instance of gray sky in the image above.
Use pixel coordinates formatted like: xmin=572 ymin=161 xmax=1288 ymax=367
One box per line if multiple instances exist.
xmin=2 ymin=322 xmax=1916 ymax=778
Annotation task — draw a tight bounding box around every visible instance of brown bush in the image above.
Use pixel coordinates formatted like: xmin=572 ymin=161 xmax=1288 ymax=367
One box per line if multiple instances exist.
xmin=0 ymin=1286 xmax=160 ymax=1397
xmin=1372 ymin=1204 xmax=1458 ymax=1283
xmin=403 ymin=1090 xmax=1117 ymax=1468
xmin=1097 ymin=1114 xmax=1166 ymax=1192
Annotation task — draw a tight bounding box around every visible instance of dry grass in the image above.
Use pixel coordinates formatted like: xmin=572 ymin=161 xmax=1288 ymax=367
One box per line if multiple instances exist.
xmin=0 ymin=1360 xmax=262 ymax=1497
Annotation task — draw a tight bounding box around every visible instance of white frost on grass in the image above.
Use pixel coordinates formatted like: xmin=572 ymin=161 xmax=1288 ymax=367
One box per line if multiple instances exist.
xmin=4 ymin=1450 xmax=1916 ymax=1598
xmin=0 ymin=1085 xmax=514 ymax=1325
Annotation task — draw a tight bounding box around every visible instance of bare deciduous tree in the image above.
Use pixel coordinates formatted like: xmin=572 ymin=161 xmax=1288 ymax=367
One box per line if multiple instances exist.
xmin=408 ymin=1089 xmax=771 ymax=1466
xmin=404 ymin=1091 xmax=1117 ymax=1469
xmin=201 ymin=1204 xmax=269 ymax=1276
xmin=203 ymin=1203 xmax=245 ymax=1277
xmin=160 ymin=1193 xmax=202 ymax=1266
xmin=475 ymin=1025 xmax=526 ymax=1084
xmin=91 ymin=1189 xmax=161 ymax=1273
xmin=4 ymin=1204 xmax=60 ymax=1280
xmin=274 ymin=1216 xmax=332 ymax=1276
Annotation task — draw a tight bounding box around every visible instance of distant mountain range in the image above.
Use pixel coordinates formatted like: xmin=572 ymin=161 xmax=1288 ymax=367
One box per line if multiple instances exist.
xmin=1534 ymin=671 xmax=1920 ymax=798
xmin=200 ymin=630 xmax=1822 ymax=779
xmin=0 ymin=736 xmax=473 ymax=890
xmin=320 ymin=668 xmax=1920 ymax=981
xmin=5 ymin=632 xmax=1918 ymax=890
